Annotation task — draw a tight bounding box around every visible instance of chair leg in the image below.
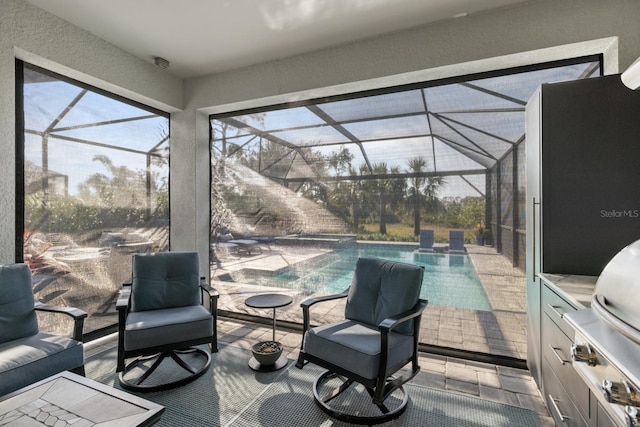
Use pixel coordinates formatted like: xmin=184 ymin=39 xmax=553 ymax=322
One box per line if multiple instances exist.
xmin=118 ymin=347 xmax=212 ymax=392
xmin=318 ymin=373 xmax=354 ymax=405
xmin=71 ymin=365 xmax=85 ymax=377
xmin=311 ymin=370 xmax=409 ymax=425
xmin=171 ymin=349 xmax=201 ymax=373
xmin=134 ymin=351 xmax=169 ymax=385
xmin=295 ymin=352 xmax=307 ymax=369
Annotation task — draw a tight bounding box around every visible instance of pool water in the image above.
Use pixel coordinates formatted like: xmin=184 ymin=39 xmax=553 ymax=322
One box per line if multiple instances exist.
xmin=247 ymin=244 xmax=492 ymax=311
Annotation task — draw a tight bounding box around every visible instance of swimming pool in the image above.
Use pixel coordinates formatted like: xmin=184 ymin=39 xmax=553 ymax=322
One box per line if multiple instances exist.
xmin=246 ymin=243 xmax=492 ymax=311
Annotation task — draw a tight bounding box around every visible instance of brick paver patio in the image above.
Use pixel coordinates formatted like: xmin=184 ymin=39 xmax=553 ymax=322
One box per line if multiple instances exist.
xmin=210 ymin=242 xmax=527 ymax=361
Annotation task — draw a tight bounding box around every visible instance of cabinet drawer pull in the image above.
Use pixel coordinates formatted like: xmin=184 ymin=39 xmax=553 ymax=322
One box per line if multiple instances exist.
xmin=547 ymin=304 xmax=566 ymax=319
xmin=548 ymin=394 xmax=569 ymax=422
xmin=549 ymin=344 xmax=570 ymax=365
xmin=532 ymin=197 xmax=538 ymax=282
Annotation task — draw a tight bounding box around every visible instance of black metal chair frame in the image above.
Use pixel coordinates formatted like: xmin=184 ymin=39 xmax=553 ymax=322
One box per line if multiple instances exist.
xmin=116 ymin=280 xmax=219 ymax=392
xmin=296 ymin=290 xmax=428 ymax=425
xmin=34 ymin=301 xmax=87 ymax=376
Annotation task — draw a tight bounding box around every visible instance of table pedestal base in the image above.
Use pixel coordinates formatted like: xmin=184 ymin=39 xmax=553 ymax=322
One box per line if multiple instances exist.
xmin=248 ymin=355 xmax=288 ymax=372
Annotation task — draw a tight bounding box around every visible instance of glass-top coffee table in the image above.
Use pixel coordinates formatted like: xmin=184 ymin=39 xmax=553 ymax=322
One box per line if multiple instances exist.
xmin=245 ymin=293 xmax=293 ymax=371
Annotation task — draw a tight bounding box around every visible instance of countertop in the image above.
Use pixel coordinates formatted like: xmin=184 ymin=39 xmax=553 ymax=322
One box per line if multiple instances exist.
xmin=539 ymin=273 xmax=597 ymax=309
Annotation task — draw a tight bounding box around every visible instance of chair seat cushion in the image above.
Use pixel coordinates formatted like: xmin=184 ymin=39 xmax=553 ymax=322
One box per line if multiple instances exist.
xmin=125 ymin=305 xmax=213 ymax=352
xmin=303 ymin=319 xmax=414 ymax=380
xmin=0 ymin=332 xmax=83 ymax=396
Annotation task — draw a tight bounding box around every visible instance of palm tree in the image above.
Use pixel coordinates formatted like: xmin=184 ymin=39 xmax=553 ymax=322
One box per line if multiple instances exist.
xmin=407 ymin=157 xmax=427 ymax=236
xmin=342 ymin=164 xmax=364 ymax=233
xmin=371 ymin=163 xmax=394 ymax=234
xmin=387 ymin=166 xmax=405 ymax=224
xmin=78 ymin=155 xmax=147 ymax=207
xmin=424 ymin=175 xmax=446 ymax=221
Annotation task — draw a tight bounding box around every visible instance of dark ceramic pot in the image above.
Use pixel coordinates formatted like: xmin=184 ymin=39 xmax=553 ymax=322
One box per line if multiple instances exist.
xmin=251 ymin=341 xmax=283 ymax=366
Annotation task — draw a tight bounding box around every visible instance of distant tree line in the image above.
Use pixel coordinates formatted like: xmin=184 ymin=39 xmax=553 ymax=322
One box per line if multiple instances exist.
xmin=211 ymin=118 xmax=484 ymax=238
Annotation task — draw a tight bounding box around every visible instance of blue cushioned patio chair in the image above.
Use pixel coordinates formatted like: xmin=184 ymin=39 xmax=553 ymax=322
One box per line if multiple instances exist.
xmin=449 ymin=230 xmax=466 ymax=254
xmin=0 ymin=263 xmax=86 ymax=397
xmin=296 ymin=257 xmax=427 ymax=425
xmin=116 ymin=251 xmax=218 ymax=392
xmin=418 ymin=229 xmax=434 ymax=252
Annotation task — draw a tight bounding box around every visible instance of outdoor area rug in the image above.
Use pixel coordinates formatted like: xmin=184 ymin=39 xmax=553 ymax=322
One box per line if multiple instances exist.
xmin=86 ymin=344 xmax=541 ymax=427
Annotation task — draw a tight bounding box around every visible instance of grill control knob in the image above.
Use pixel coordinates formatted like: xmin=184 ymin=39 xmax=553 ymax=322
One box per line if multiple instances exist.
xmin=572 ymin=343 xmax=597 ymax=366
xmin=603 ymin=379 xmax=632 ymax=405
xmin=625 ymin=405 xmax=639 ymax=426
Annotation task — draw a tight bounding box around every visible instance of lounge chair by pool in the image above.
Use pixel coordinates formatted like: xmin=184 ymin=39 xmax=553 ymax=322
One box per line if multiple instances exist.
xmin=228 ymin=239 xmax=262 ymax=255
xmin=418 ymin=229 xmax=434 ymax=253
xmin=449 ymin=230 xmax=466 ymax=254
xmin=249 ymin=236 xmax=275 ymax=250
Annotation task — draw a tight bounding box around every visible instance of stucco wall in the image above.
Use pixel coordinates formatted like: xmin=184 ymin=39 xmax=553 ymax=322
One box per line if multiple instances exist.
xmin=0 ymin=0 xmax=182 ymax=263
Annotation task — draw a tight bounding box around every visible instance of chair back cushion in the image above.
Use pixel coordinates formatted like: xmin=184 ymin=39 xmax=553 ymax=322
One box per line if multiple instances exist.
xmin=131 ymin=252 xmax=201 ymax=312
xmin=0 ymin=263 xmax=38 ymax=343
xmin=345 ymin=257 xmax=423 ymax=335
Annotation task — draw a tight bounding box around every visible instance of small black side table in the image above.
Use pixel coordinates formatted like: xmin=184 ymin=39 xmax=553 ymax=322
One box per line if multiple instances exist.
xmin=245 ymin=293 xmax=293 ymax=371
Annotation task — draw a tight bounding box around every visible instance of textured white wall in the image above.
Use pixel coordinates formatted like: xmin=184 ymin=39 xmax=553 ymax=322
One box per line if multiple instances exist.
xmin=0 ymin=0 xmax=182 ymax=263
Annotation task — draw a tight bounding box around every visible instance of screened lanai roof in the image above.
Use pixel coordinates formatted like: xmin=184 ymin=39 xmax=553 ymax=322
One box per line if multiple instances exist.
xmin=211 ymin=59 xmax=601 ymax=189
xmin=22 ymin=65 xmax=169 ymax=195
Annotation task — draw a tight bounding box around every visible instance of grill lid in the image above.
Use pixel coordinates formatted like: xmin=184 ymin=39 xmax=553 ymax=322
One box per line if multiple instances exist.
xmin=592 ymin=238 xmax=640 ymax=345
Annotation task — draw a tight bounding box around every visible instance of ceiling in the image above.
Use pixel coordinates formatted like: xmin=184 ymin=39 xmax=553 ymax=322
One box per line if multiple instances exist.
xmin=25 ymin=0 xmax=530 ymax=79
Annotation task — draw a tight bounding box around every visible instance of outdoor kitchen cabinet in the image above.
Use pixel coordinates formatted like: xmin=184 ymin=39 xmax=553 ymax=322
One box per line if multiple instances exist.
xmin=541 ymin=280 xmax=590 ymax=426
xmin=526 ymin=75 xmax=640 ymax=426
xmin=595 ymin=402 xmax=617 ymax=427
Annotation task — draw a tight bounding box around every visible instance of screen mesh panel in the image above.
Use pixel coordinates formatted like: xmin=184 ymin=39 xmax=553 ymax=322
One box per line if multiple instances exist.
xmin=18 ymin=63 xmax=170 ymax=335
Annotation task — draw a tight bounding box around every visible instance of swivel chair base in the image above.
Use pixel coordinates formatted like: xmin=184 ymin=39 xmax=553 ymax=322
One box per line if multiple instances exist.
xmin=119 ymin=347 xmax=211 ymax=392
xmin=312 ymin=370 xmax=409 ymax=425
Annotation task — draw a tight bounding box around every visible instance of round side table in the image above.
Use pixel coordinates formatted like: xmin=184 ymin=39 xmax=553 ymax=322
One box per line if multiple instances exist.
xmin=245 ymin=293 xmax=293 ymax=371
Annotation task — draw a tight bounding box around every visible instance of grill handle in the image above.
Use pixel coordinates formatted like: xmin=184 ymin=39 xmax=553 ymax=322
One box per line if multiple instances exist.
xmin=571 ymin=343 xmax=597 ymax=366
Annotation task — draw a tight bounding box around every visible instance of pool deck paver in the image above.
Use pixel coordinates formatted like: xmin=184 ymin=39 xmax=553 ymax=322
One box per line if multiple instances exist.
xmin=210 ymin=242 xmax=528 ymax=361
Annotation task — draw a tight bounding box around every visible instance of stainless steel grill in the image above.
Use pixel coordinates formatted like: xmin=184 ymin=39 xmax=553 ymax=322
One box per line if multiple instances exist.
xmin=565 ymin=239 xmax=640 ymax=427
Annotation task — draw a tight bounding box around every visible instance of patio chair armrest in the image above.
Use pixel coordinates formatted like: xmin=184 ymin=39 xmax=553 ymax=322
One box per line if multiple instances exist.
xmin=34 ymin=301 xmax=87 ymax=319
xmin=34 ymin=301 xmax=87 ymax=341
xmin=116 ymin=283 xmax=132 ymax=312
xmin=116 ymin=284 xmax=132 ymax=372
xmin=376 ymin=299 xmax=428 ymax=388
xmin=378 ymin=299 xmax=428 ymax=334
xmin=200 ymin=281 xmax=219 ymax=353
xmin=300 ymin=289 xmax=349 ymax=333
xmin=200 ymin=284 xmax=219 ymax=314
xmin=300 ymin=289 xmax=349 ymax=310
